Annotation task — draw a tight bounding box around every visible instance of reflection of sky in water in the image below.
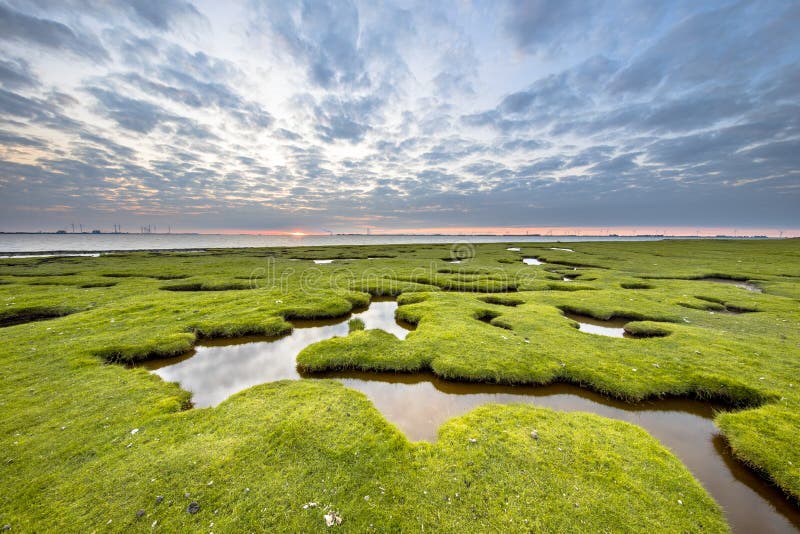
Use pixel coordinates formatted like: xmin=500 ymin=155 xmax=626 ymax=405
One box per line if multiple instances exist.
xmin=564 ymin=313 xmax=629 ymax=338
xmin=522 ymin=257 xmax=542 ymax=265
xmin=150 ymin=301 xmax=410 ymax=407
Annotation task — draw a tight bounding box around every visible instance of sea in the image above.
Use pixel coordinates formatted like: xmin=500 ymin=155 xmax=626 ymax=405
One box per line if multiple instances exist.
xmin=0 ymin=233 xmax=707 ymax=255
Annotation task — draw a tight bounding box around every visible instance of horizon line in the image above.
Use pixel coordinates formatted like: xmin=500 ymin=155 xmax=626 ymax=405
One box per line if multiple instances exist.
xmin=3 ymin=225 xmax=799 ymax=238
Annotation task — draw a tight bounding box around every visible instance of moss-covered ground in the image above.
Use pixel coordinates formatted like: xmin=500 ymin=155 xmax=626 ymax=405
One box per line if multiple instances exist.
xmin=1 ymin=239 xmax=798 ymax=531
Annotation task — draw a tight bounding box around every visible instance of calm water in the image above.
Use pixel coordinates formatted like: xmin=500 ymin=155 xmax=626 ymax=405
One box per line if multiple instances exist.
xmin=563 ymin=312 xmax=631 ymax=338
xmin=0 ymin=233 xmax=669 ymax=253
xmin=141 ymin=300 xmax=800 ymax=533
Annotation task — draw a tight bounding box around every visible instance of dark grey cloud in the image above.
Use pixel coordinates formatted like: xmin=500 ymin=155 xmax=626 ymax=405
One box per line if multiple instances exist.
xmin=0 ymin=3 xmax=108 ymax=61
xmin=0 ymin=129 xmax=46 ymax=147
xmin=504 ymin=0 xmax=595 ymax=52
xmin=0 ymin=87 xmax=81 ymax=130
xmin=124 ymin=0 xmax=203 ymax=30
xmin=0 ymin=57 xmax=38 ymax=89
xmin=7 ymin=0 xmax=206 ymax=31
xmin=85 ymin=87 xmax=176 ymax=134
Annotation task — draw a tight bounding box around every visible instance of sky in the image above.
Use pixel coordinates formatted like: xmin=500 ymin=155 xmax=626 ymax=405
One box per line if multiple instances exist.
xmin=0 ymin=0 xmax=798 ymax=235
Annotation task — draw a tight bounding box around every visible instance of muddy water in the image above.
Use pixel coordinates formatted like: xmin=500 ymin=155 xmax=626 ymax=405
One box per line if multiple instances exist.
xmin=563 ymin=312 xmax=632 ymax=338
xmin=143 ymin=301 xmax=800 ymax=533
xmin=523 ymin=257 xmax=542 ymax=265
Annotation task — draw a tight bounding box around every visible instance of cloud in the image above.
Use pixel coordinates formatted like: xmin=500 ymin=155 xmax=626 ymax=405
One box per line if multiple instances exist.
xmin=123 ymin=0 xmax=204 ymax=30
xmin=0 ymin=3 xmax=108 ymax=61
xmin=503 ymin=0 xmax=597 ymax=53
xmin=85 ymin=87 xmax=178 ymax=134
xmin=0 ymin=87 xmax=81 ymax=130
xmin=252 ymin=0 xmax=367 ymax=90
xmin=0 ymin=57 xmax=39 ymax=89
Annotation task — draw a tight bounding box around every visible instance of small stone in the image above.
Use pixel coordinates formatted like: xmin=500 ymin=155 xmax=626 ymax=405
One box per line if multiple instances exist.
xmin=187 ymin=502 xmax=200 ymax=514
xmin=185 ymin=492 xmax=191 ymax=498
xmin=363 ymin=495 xmax=370 ymax=501
xmin=468 ymin=438 xmax=477 ymax=444
xmin=207 ymin=480 xmax=213 ymax=486
xmin=1 ymin=525 xmax=10 ymax=531
xmin=530 ymin=430 xmax=538 ymax=440
xmin=302 ymin=502 xmax=318 ymax=509
xmin=677 ymin=499 xmax=683 ymax=505
xmin=155 ymin=495 xmax=164 ymax=505
xmin=136 ymin=509 xmax=145 ymax=518
xmin=151 ymin=520 xmax=158 ymax=528
xmin=324 ymin=511 xmax=342 ymax=527
xmin=131 ymin=428 xmax=139 ymax=435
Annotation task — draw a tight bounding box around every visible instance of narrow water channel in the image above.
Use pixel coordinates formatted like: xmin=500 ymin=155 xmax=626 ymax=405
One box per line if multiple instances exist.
xmin=142 ymin=300 xmax=800 ymax=533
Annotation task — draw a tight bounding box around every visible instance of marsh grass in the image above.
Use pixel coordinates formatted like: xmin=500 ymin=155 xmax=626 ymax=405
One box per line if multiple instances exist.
xmin=0 ymin=239 xmax=799 ymax=531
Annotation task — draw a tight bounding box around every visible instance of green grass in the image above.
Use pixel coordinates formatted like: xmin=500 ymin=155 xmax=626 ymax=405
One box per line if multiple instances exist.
xmin=1 ymin=239 xmax=799 ymax=531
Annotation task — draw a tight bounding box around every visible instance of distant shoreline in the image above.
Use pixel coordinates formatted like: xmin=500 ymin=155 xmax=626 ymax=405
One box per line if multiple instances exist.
xmin=0 ymin=234 xmax=783 ymax=256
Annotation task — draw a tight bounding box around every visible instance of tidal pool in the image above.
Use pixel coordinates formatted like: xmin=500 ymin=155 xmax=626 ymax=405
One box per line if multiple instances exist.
xmin=550 ymin=247 xmax=574 ymax=252
xmin=143 ymin=300 xmax=800 ymax=533
xmin=144 ymin=299 xmax=413 ymax=406
xmin=563 ymin=312 xmax=631 ymax=338
xmin=522 ymin=257 xmax=542 ymax=265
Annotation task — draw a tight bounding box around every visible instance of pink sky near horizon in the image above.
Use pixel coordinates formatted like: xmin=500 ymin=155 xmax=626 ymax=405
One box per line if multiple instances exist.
xmin=208 ymin=226 xmax=800 ymax=238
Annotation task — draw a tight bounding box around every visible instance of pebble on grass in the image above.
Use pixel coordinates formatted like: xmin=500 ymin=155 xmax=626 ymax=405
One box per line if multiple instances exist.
xmin=187 ymin=502 xmax=200 ymax=514
xmin=324 ymin=511 xmax=342 ymax=527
